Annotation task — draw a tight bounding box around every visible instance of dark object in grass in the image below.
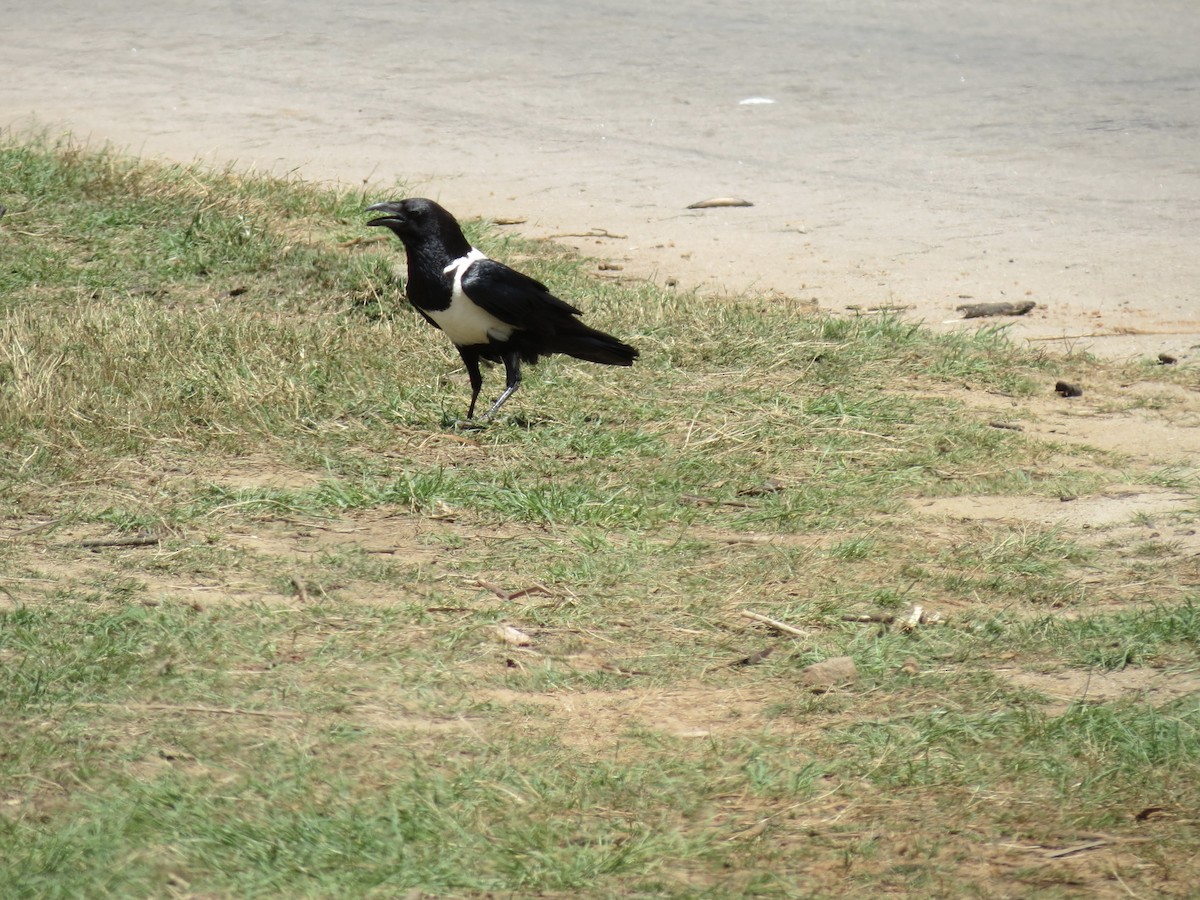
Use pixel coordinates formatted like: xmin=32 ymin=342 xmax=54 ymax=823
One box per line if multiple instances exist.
xmin=365 ymin=198 xmax=638 ymax=422
xmin=732 ymin=646 xmax=775 ymax=667
xmin=1055 ymin=380 xmax=1083 ymax=397
xmin=79 ymin=534 xmax=160 ymax=550
xmin=0 ymin=203 xmax=6 ymax=219
xmin=737 ymin=478 xmax=784 ymax=497
xmin=956 ymin=300 xmax=1036 ymax=319
xmin=1158 ymin=353 xmax=1178 ymax=365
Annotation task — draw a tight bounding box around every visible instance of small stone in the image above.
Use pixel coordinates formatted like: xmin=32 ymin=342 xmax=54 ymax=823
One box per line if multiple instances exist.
xmin=800 ymin=656 xmax=857 ymax=692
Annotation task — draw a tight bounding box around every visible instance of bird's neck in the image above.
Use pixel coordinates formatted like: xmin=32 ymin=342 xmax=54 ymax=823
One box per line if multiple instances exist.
xmin=405 ymin=239 xmax=462 ymax=307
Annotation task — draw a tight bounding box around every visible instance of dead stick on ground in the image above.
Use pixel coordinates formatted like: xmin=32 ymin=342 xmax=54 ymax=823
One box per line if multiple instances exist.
xmin=1044 ymin=839 xmax=1110 ymax=859
xmin=740 ymin=610 xmax=810 ymax=637
xmin=506 ymin=584 xmax=552 ymax=601
xmin=2 ymin=520 xmax=60 ymax=541
xmin=79 ymin=536 xmax=160 ymax=549
xmin=476 ymin=579 xmax=512 ymax=600
xmin=548 ymin=228 xmax=627 ymax=239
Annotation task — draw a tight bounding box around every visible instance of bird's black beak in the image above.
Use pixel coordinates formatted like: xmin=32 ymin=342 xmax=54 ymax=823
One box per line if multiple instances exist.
xmin=365 ymin=200 xmax=405 ymax=228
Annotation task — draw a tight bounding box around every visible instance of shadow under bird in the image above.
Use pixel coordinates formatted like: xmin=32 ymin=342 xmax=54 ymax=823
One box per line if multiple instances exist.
xmin=366 ymin=198 xmax=639 ymax=421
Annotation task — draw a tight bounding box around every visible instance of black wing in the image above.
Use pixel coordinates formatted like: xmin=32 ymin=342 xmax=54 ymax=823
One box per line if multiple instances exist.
xmin=460 ymin=259 xmax=582 ymax=336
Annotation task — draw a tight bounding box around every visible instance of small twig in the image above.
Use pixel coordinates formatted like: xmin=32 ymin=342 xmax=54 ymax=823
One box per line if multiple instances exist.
xmin=1025 ymin=333 xmax=1094 ymax=341
xmin=476 ymin=579 xmax=512 ymax=600
xmin=474 ymin=579 xmax=552 ymax=601
xmin=1028 ymin=328 xmax=1199 ymax=341
xmin=548 ymin=228 xmax=627 ymax=240
xmin=845 ymin=304 xmax=913 ymax=313
xmin=731 ymin=646 xmax=775 ymax=667
xmin=679 ymin=493 xmax=753 ymax=509
xmin=956 ymin=300 xmax=1036 ymax=319
xmin=79 ymin=535 xmax=160 ymax=549
xmin=740 ymin=610 xmax=809 ymax=638
xmin=1044 ymin=839 xmax=1110 ymax=859
xmin=506 ymin=583 xmax=552 ymax=601
xmin=2 ymin=519 xmax=59 ymax=541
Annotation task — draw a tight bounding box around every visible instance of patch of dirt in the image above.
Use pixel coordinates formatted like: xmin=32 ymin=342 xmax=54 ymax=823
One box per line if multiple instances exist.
xmin=910 ymin=374 xmax=1200 ymax=553
xmin=222 ymin=509 xmax=445 ymax=563
xmin=912 ymin=485 xmax=1194 ymax=530
xmin=351 ymin=707 xmax=481 ymax=735
xmin=998 ymin=666 xmax=1200 ymax=715
xmin=154 ymin=454 xmax=330 ymax=493
xmin=476 ymin=685 xmax=787 ymax=750
xmin=922 ymin=381 xmax=1200 ymax=469
xmin=1029 ymin=406 xmax=1200 ymax=467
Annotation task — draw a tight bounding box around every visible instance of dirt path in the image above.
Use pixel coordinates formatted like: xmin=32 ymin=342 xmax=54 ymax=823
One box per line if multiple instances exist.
xmin=5 ymin=1 xmax=1199 ymax=360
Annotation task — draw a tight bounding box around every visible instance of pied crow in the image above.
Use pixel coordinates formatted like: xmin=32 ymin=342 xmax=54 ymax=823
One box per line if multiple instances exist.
xmin=366 ymin=198 xmax=638 ymax=421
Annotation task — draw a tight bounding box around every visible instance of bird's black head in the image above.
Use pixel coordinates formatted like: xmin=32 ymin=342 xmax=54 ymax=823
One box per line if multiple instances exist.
xmin=365 ymin=198 xmax=471 ymax=256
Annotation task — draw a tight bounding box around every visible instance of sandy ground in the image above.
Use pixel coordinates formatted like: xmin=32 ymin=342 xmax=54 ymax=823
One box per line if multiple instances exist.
xmin=3 ymin=0 xmax=1199 ymax=359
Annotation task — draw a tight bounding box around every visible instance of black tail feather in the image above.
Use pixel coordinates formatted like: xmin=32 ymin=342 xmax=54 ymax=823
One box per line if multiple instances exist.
xmin=549 ymin=323 xmax=639 ymax=367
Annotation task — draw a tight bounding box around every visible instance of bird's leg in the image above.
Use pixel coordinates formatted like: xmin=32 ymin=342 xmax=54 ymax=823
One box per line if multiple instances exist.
xmin=458 ymin=348 xmax=484 ymax=420
xmin=480 ymin=351 xmax=522 ymax=421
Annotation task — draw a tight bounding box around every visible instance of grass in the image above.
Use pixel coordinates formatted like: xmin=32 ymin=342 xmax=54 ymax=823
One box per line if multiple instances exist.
xmin=2 ymin=131 xmax=1199 ymax=897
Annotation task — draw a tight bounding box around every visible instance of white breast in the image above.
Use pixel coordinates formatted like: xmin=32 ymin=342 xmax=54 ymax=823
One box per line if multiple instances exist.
xmin=430 ymin=249 xmax=515 ymax=346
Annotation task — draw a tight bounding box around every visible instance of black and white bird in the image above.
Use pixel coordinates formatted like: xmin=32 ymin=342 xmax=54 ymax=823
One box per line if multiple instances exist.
xmin=366 ymin=198 xmax=639 ymax=422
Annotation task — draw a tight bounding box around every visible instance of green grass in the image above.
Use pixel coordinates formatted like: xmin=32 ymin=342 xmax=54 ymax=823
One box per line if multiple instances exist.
xmin=2 ymin=132 xmax=1199 ymax=897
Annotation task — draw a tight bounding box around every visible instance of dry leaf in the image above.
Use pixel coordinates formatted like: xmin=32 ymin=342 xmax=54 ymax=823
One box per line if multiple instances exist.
xmin=901 ymin=605 xmax=925 ymax=631
xmin=492 ymin=624 xmax=533 ymax=647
